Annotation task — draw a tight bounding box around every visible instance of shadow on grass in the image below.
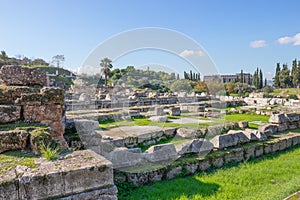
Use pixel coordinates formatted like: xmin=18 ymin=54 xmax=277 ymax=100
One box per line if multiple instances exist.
xmin=118 ymin=177 xmax=220 ymax=200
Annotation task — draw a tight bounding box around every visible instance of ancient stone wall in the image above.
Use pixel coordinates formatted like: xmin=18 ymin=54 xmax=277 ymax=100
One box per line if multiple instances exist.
xmin=0 ymin=65 xmax=67 ymax=150
xmin=0 ymin=150 xmax=117 ymax=200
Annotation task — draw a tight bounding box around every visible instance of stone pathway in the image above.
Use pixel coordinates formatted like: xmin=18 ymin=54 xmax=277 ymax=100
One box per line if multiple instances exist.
xmin=169 ymin=117 xmax=212 ymax=124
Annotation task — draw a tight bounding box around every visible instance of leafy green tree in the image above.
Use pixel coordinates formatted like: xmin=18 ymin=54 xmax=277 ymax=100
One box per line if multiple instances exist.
xmin=0 ymin=50 xmax=8 ymax=61
xmin=252 ymin=69 xmax=258 ymax=88
xmin=100 ymin=57 xmax=113 ymax=86
xmin=273 ymin=63 xmax=281 ymax=88
xmin=32 ymin=58 xmax=49 ymax=66
xmin=170 ymin=79 xmax=193 ymax=93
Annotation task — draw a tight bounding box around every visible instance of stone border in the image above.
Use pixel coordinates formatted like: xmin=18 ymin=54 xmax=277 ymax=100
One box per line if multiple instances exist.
xmin=114 ymin=132 xmax=300 ymax=186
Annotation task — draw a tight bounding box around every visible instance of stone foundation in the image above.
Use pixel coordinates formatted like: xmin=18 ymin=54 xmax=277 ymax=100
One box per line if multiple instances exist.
xmin=0 ymin=150 xmax=117 ymax=200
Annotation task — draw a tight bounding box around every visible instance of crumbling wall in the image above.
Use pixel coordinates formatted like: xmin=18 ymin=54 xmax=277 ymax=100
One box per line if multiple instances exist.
xmin=0 ymin=65 xmax=67 ymax=149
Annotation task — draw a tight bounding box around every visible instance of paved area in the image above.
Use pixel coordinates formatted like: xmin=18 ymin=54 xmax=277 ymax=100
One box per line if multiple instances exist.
xmin=169 ymin=117 xmax=212 ymax=124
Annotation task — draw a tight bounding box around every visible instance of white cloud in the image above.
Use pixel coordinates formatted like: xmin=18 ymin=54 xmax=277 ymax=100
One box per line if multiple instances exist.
xmin=249 ymin=40 xmax=267 ymax=48
xmin=179 ymin=50 xmax=204 ymax=58
xmin=278 ymin=33 xmax=300 ymax=46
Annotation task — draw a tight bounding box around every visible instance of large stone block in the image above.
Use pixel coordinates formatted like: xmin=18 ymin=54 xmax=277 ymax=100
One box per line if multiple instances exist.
xmin=176 ymin=128 xmax=201 ymax=139
xmin=210 ymin=133 xmax=237 ymax=149
xmin=0 ymin=105 xmax=21 ymax=124
xmin=258 ymin=124 xmax=278 ymax=136
xmin=176 ymin=139 xmax=213 ymax=155
xmin=0 ymin=65 xmax=46 ymax=86
xmin=145 ymin=143 xmax=178 ymax=162
xmin=269 ymin=113 xmax=286 ymax=124
xmin=227 ymin=130 xmax=250 ymax=144
xmin=0 ymin=129 xmax=28 ymax=153
xmin=22 ymin=104 xmax=63 ymax=122
xmin=0 ymin=170 xmax=19 ymax=200
xmin=17 ymin=150 xmax=116 ymax=199
xmin=0 ymin=85 xmax=37 ymax=104
xmin=105 ymin=148 xmax=143 ymax=169
xmin=244 ymin=129 xmax=267 ymax=141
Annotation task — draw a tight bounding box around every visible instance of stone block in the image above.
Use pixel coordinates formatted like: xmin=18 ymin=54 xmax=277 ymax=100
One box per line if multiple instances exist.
xmin=163 ymin=127 xmax=176 ymax=137
xmin=145 ymin=143 xmax=178 ymax=163
xmin=166 ymin=166 xmax=182 ymax=179
xmin=198 ymin=159 xmax=211 ymax=171
xmin=227 ymin=130 xmax=250 ymax=144
xmin=210 ymin=133 xmax=237 ymax=149
xmin=105 ymin=149 xmax=143 ymax=169
xmin=17 ymin=150 xmax=116 ymax=199
xmin=0 ymin=105 xmax=21 ymax=124
xmin=149 ymin=116 xmax=168 ymax=122
xmin=269 ymin=113 xmax=286 ymax=124
xmin=211 ymin=156 xmax=224 ymax=168
xmin=238 ymin=121 xmax=248 ymax=129
xmin=258 ymin=124 xmax=278 ymax=136
xmin=224 ymin=148 xmax=244 ymax=163
xmin=0 ymin=129 xmax=28 ymax=153
xmin=168 ymin=107 xmax=181 ymax=116
xmin=177 ymin=128 xmax=201 ymax=139
xmin=0 ymin=65 xmax=46 ymax=86
xmin=0 ymin=170 xmax=19 ymax=200
xmin=0 ymin=85 xmax=37 ymax=104
xmin=244 ymin=129 xmax=267 ymax=141
xmin=254 ymin=144 xmax=264 ymax=157
xmin=176 ymin=139 xmax=213 ymax=155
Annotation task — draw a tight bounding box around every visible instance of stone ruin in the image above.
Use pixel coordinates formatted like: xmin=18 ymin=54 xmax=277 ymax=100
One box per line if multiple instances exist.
xmin=0 ymin=65 xmax=67 ymax=149
xmin=0 ymin=65 xmax=118 ymax=199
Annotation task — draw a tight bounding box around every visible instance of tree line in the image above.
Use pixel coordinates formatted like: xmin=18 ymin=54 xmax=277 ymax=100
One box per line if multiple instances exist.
xmin=273 ymin=59 xmax=300 ymax=88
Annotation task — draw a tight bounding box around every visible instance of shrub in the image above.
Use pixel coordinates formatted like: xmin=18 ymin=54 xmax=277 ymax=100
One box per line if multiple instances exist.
xmin=40 ymin=144 xmax=60 ymax=160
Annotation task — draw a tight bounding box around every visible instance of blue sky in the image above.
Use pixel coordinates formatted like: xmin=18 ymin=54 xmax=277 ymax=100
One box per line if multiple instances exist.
xmin=1 ymin=0 xmax=300 ymax=79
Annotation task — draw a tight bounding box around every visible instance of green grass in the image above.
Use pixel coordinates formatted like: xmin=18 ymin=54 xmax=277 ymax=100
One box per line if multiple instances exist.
xmin=0 ymin=151 xmax=38 ymax=175
xmin=224 ymin=113 xmax=269 ymax=122
xmin=99 ymin=116 xmax=213 ymax=130
xmin=271 ymin=88 xmax=300 ymax=97
xmin=120 ymin=146 xmax=300 ymax=200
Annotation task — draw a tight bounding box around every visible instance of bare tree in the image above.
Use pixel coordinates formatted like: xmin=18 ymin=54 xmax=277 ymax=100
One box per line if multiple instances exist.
xmin=52 ymin=55 xmax=65 ymax=68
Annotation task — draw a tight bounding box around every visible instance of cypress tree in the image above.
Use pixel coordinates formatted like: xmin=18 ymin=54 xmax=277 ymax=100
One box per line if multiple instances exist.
xmin=259 ymin=69 xmax=263 ymax=89
xmin=273 ymin=63 xmax=281 ymax=88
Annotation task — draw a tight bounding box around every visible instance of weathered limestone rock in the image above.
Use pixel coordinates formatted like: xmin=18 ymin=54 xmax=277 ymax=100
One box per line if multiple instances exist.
xmin=258 ymin=124 xmax=278 ymax=136
xmin=13 ymin=150 xmax=117 ymax=200
xmin=0 ymin=65 xmax=46 ymax=86
xmin=105 ymin=148 xmax=143 ymax=169
xmin=244 ymin=129 xmax=267 ymax=141
xmin=176 ymin=139 xmax=213 ymax=155
xmin=79 ymin=93 xmax=91 ymax=102
xmin=227 ymin=130 xmax=250 ymax=144
xmin=224 ymin=148 xmax=244 ymax=163
xmin=238 ymin=121 xmax=248 ymax=129
xmin=176 ymin=128 xmax=201 ymax=139
xmin=0 ymin=129 xmax=28 ymax=153
xmin=269 ymin=113 xmax=286 ymax=124
xmin=145 ymin=143 xmax=178 ymax=162
xmin=0 ymin=86 xmax=37 ymax=104
xmin=15 ymin=87 xmax=66 ymax=147
xmin=210 ymin=134 xmax=237 ymax=149
xmin=0 ymin=105 xmax=20 ymax=123
xmin=168 ymin=107 xmax=181 ymax=116
xmin=149 ymin=115 xmax=168 ymax=122
xmin=150 ymin=107 xmax=164 ymax=116
xmin=74 ymin=119 xmax=99 ymax=133
xmin=166 ymin=166 xmax=182 ymax=179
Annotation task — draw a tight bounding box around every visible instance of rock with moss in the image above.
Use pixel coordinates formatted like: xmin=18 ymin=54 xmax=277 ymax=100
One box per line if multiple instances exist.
xmin=0 ymin=85 xmax=38 ymax=104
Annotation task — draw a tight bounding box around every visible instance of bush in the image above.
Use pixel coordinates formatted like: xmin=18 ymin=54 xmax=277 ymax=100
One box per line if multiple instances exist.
xmin=288 ymin=94 xmax=299 ymax=100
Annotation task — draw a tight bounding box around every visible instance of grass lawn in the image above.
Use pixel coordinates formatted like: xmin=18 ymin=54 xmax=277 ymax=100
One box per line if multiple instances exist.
xmin=271 ymin=88 xmax=300 ymax=97
xmin=99 ymin=116 xmax=213 ymax=130
xmin=120 ymin=146 xmax=300 ymax=200
xmin=0 ymin=151 xmax=38 ymax=175
xmin=224 ymin=113 xmax=269 ymax=129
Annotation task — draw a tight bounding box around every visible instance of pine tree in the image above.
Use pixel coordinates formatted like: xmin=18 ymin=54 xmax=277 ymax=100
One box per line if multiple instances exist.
xmin=177 ymin=73 xmax=180 ymax=80
xmin=273 ymin=63 xmax=281 ymax=88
